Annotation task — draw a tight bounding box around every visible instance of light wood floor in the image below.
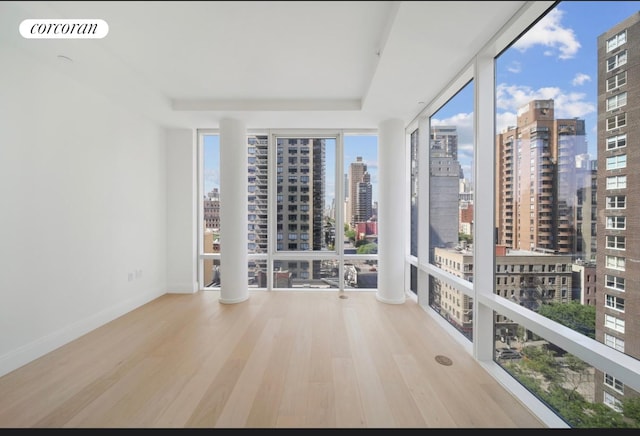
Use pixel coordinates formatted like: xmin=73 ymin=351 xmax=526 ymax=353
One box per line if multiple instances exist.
xmin=0 ymin=291 xmax=545 ymax=428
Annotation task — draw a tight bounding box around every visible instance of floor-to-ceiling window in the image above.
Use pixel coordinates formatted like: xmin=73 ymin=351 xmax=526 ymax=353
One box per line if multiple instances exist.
xmin=409 ymin=129 xmax=419 ymax=294
xmin=343 ymin=134 xmax=378 ymax=289
xmin=199 ymin=132 xmax=221 ymax=289
xmin=198 ymin=130 xmax=378 ymax=292
xmin=272 ymin=134 xmax=338 ymax=289
xmin=490 ymin=1 xmax=640 ymax=426
xmin=406 ymin=1 xmax=640 ymax=428
xmin=428 ymin=80 xmax=475 ymax=341
xmin=248 ymin=134 xmax=269 ymax=289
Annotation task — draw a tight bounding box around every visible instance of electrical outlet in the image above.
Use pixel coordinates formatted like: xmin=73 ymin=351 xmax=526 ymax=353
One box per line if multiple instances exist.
xmin=136 ymin=269 xmax=142 ymax=279
xmin=128 ymin=272 xmax=134 ymax=282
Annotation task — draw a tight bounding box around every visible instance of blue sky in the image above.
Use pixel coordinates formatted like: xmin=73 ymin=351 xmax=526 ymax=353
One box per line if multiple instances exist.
xmin=432 ymin=1 xmax=640 ymax=182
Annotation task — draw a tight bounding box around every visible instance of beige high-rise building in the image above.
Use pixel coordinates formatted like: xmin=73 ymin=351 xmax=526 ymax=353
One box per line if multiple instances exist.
xmin=495 ymin=99 xmax=589 ymax=257
xmin=347 ymin=156 xmax=367 ymax=227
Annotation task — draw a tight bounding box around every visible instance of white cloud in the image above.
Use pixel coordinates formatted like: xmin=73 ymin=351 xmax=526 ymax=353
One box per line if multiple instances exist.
xmin=431 ymin=113 xmax=475 ymax=180
xmin=512 ymin=8 xmax=581 ymax=59
xmin=495 ymin=83 xmax=596 ymax=133
xmin=571 ymin=73 xmax=591 ymax=86
xmin=496 ymin=111 xmax=517 ymax=134
xmin=496 ymin=83 xmax=595 ymax=117
xmin=431 ymin=112 xmax=474 ymax=148
xmin=507 ymin=61 xmax=522 ymax=73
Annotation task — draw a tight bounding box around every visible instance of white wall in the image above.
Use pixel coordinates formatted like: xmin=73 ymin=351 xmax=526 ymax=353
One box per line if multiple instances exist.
xmin=0 ymin=44 xmax=168 ymax=377
xmin=166 ymin=129 xmax=198 ymax=293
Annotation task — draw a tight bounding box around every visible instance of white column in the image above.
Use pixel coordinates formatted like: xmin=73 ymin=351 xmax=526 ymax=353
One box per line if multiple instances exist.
xmin=219 ymin=118 xmax=249 ymax=304
xmin=377 ymin=118 xmax=406 ymax=304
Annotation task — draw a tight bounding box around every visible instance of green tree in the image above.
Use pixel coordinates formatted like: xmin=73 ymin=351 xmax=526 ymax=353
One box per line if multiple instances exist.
xmin=621 ymin=397 xmax=640 ymax=427
xmin=458 ymin=232 xmax=473 ymax=244
xmin=520 ymin=345 xmax=562 ymax=383
xmin=354 ymin=239 xmax=368 ymax=248
xmin=356 ymin=242 xmax=377 ymax=254
xmin=345 ymin=229 xmax=356 ymax=242
xmin=537 ymin=301 xmax=596 ymax=339
xmin=503 ymin=343 xmax=638 ymax=428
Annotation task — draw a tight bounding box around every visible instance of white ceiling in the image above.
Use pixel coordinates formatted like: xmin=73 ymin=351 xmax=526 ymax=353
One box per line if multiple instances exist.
xmin=4 ymin=1 xmax=527 ymax=129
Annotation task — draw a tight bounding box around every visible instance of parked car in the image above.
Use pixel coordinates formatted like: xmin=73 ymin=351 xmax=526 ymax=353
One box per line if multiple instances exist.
xmin=496 ymin=348 xmax=522 ymax=360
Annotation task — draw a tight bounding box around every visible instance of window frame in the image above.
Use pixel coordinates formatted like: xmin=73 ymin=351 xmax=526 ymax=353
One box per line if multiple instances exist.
xmin=606 ymin=71 xmax=627 ymax=91
xmin=606 ymin=134 xmax=626 ymax=150
xmin=606 ymin=50 xmax=628 ymax=72
xmin=606 ymin=30 xmax=627 ymax=52
xmin=606 ymin=92 xmax=628 ymax=111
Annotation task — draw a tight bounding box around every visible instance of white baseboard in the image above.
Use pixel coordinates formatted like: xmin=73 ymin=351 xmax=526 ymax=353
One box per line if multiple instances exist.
xmin=0 ymin=288 xmax=164 ymax=378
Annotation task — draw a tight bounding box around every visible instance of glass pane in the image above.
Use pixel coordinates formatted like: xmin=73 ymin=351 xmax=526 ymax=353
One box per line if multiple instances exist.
xmin=493 ymin=311 xmax=639 ymax=428
xmin=275 ymin=137 xmax=335 ymax=252
xmin=203 ymin=259 xmax=221 ymax=288
xmin=495 ymin=1 xmax=640 ymax=424
xmin=248 ymin=259 xmax=267 ymax=288
xmin=410 ymin=128 xmax=419 ymax=258
xmin=344 ymin=259 xmax=378 ymax=289
xmin=410 ymin=264 xmax=418 ymax=294
xmin=273 ymin=260 xmax=338 ymax=289
xmin=343 ymin=135 xmax=378 ymax=255
xmin=247 ymin=135 xmax=268 ymax=255
xmin=202 ymin=133 xmax=221 ymax=290
xmin=202 ymin=134 xmax=220 ymax=244
xmin=428 ymin=80 xmax=475 ymax=339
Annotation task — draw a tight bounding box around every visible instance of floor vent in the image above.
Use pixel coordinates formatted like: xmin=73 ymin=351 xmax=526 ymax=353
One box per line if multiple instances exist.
xmin=435 ymin=355 xmax=453 ymax=366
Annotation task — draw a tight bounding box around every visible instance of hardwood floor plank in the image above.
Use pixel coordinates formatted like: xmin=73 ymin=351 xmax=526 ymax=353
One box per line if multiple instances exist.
xmin=244 ymin=293 xmax=306 ymax=427
xmin=0 ymin=291 xmax=546 ymax=428
xmin=343 ymin=306 xmax=397 ymax=427
xmin=214 ymin=317 xmax=282 ymax=427
xmin=345 ymin=300 xmax=425 ymax=427
xmin=152 ymin=293 xmax=260 ymax=427
xmin=274 ymin=297 xmax=313 ymax=427
xmin=332 ymin=357 xmax=366 ymax=428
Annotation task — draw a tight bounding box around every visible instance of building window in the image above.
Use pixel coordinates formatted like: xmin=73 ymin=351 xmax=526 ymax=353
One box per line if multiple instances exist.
xmin=606 ymin=30 xmax=627 ymax=52
xmin=606 ymin=50 xmax=627 ymax=71
xmin=605 ymin=274 xmax=625 ymax=291
xmin=606 ymin=92 xmax=627 ymax=111
xmin=604 ymin=373 xmax=624 ymax=393
xmin=604 ymin=314 xmax=625 ymax=333
xmin=605 ymin=255 xmax=625 ymax=271
xmin=604 ymin=333 xmax=625 ymax=353
xmin=606 ymin=134 xmax=626 ymax=150
xmin=606 ymin=235 xmax=626 ymax=251
xmin=604 ymin=391 xmax=623 ymax=412
xmin=606 ymin=113 xmax=626 ymax=130
xmin=606 ymin=195 xmax=626 ymax=209
xmin=606 ymin=216 xmax=626 ymax=229
xmin=606 ymin=154 xmax=626 ymax=170
xmin=606 ymin=175 xmax=626 ymax=189
xmin=606 ymin=71 xmax=627 ymax=91
xmin=605 ymin=294 xmax=625 ymax=312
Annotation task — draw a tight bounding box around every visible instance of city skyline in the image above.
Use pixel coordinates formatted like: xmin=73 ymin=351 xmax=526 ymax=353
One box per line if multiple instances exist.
xmin=203 ymin=133 xmax=378 ymax=208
